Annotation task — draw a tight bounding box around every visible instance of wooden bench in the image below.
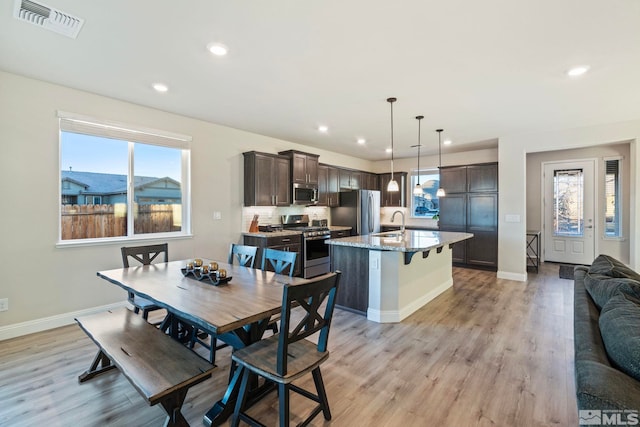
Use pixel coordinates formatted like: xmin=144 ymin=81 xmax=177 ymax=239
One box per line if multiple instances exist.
xmin=75 ymin=308 xmax=215 ymax=427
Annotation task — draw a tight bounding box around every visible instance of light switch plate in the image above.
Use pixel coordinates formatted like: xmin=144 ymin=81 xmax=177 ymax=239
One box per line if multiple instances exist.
xmin=505 ymin=214 xmax=521 ymax=223
xmin=0 ymin=298 xmax=8 ymax=312
xmin=213 ymin=211 xmax=222 ymax=220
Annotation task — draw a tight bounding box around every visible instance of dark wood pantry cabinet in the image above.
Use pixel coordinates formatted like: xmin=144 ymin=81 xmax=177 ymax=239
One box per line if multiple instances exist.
xmin=378 ymin=172 xmax=407 ymax=207
xmin=438 ymin=163 xmax=498 ymax=270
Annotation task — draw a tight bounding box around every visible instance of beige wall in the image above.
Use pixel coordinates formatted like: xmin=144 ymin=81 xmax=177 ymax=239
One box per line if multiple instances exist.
xmin=0 ymin=71 xmax=370 ymax=331
xmin=526 ymin=143 xmax=631 ymax=263
xmin=499 ymin=123 xmax=640 ymax=281
xmin=2 ymin=68 xmax=640 ymax=333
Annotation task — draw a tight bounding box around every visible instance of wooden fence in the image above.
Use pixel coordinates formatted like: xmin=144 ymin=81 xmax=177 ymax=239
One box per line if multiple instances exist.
xmin=61 ymin=204 xmax=180 ymax=240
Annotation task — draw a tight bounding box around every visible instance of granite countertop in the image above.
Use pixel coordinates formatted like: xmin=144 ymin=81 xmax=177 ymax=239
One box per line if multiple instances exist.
xmin=325 ymin=230 xmax=473 ymax=252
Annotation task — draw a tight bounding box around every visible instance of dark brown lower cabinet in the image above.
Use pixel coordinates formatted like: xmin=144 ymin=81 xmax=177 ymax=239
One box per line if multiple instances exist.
xmin=243 ymin=234 xmax=302 ymax=277
xmin=330 ymin=245 xmax=368 ymax=314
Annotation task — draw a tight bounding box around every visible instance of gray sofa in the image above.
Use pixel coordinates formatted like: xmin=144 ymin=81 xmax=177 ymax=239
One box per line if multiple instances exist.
xmin=574 ymin=254 xmax=640 ymax=421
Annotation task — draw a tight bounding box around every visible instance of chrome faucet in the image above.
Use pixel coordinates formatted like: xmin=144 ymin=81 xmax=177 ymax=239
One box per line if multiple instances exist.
xmin=391 ymin=210 xmax=405 ymax=234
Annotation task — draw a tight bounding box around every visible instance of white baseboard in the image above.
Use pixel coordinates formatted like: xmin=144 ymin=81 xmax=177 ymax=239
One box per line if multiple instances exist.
xmin=0 ymin=301 xmax=128 ymax=341
xmin=367 ymin=279 xmax=453 ymax=323
xmin=497 ymin=270 xmax=527 ymax=282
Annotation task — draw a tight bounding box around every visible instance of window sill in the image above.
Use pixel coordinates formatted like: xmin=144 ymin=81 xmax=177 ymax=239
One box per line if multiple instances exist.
xmin=56 ymin=232 xmax=193 ymax=249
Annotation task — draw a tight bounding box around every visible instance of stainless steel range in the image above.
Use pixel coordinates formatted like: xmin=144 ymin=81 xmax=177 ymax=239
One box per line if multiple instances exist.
xmin=281 ymin=215 xmax=331 ymax=278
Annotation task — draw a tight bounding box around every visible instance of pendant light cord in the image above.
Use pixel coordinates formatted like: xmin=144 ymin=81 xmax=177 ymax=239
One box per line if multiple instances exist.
xmin=388 ymin=97 xmax=396 ymax=180
xmin=417 ymin=116 xmax=422 ymax=182
xmin=437 ymin=129 xmax=443 ymax=169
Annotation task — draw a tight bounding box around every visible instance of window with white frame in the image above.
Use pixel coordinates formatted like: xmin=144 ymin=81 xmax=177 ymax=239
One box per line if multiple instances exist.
xmin=410 ymin=169 xmax=441 ymax=218
xmin=58 ymin=112 xmax=191 ymax=242
xmin=604 ymin=157 xmax=622 ymax=238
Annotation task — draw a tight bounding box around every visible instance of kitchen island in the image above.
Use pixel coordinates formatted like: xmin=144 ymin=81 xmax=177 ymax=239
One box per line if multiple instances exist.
xmin=326 ymin=230 xmax=473 ymax=323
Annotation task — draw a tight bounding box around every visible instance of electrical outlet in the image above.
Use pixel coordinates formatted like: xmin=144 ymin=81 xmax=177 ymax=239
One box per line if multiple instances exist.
xmin=213 ymin=211 xmax=221 ymax=220
xmin=0 ymin=298 xmax=8 ymax=312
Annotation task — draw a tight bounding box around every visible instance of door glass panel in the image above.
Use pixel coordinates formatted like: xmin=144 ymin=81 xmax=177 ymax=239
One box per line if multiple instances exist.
xmin=553 ymin=169 xmax=583 ymax=236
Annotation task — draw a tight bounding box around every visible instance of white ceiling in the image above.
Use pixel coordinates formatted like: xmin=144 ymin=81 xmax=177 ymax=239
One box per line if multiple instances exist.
xmin=1 ymin=0 xmax=639 ymax=160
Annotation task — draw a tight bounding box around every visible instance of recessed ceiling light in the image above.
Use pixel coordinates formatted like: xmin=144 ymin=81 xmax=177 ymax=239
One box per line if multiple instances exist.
xmin=152 ymin=83 xmax=168 ymax=93
xmin=567 ymin=65 xmax=590 ymax=77
xmin=357 ymin=138 xmax=366 ymax=145
xmin=318 ymin=125 xmax=329 ymax=133
xmin=385 ymin=148 xmax=392 ymax=153
xmin=207 ymin=43 xmax=228 ymax=56
xmin=443 ymin=139 xmax=452 ymax=145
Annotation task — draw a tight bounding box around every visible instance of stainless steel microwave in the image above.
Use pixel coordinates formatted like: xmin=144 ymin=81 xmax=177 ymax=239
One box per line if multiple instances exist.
xmin=293 ymin=183 xmax=318 ymax=205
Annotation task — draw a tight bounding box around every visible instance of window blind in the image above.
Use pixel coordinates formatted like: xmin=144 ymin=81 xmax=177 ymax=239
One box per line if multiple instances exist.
xmin=57 ymin=111 xmax=192 ymax=149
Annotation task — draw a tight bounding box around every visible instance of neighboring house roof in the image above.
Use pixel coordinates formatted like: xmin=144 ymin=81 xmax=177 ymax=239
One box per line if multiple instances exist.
xmin=61 ymin=171 xmax=178 ymax=195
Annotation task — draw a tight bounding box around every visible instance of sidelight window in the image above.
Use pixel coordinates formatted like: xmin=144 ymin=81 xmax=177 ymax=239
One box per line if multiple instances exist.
xmin=604 ymin=158 xmax=622 ymax=238
xmin=58 ymin=112 xmax=191 ymax=243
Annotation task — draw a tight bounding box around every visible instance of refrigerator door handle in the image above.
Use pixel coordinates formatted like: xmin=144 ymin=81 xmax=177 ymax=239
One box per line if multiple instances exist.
xmin=368 ymin=193 xmax=374 ymax=232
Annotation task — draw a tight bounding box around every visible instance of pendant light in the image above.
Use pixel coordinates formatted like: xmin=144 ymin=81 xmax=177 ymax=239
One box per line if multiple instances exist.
xmin=436 ymin=129 xmax=446 ymax=197
xmin=412 ymin=115 xmax=424 ymax=195
xmin=386 ymin=97 xmax=399 ymax=192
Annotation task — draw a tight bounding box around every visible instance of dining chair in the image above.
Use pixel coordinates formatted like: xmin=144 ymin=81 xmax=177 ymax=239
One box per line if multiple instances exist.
xmin=189 ymin=244 xmax=260 ymax=365
xmin=261 ymin=248 xmax=297 ymax=277
xmin=260 ymin=248 xmax=298 ymax=335
xmin=228 ymin=244 xmax=258 ymax=268
xmin=231 ymin=271 xmax=341 ymax=427
xmin=120 ymin=243 xmax=168 ymax=321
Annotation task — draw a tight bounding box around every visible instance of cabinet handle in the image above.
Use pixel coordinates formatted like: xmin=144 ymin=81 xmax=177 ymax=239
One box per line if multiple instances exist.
xmin=282 ymin=238 xmax=291 ymax=242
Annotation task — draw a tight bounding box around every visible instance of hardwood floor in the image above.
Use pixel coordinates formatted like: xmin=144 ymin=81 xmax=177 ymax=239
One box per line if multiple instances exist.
xmin=0 ymin=263 xmax=578 ymax=426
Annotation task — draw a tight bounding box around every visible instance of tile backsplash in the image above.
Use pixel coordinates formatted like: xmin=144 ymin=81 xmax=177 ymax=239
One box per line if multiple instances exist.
xmin=242 ymin=205 xmax=329 ymax=231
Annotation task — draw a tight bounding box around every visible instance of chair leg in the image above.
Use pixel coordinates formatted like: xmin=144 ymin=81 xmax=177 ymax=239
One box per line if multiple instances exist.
xmin=278 ymin=383 xmax=289 ymax=427
xmin=231 ymin=367 xmax=250 ymax=427
xmin=312 ymin=368 xmax=331 ymax=420
xmin=142 ymin=309 xmax=149 ymax=321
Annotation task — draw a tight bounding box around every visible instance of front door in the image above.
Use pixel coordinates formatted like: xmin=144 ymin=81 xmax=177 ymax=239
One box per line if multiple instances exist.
xmin=543 ymin=160 xmax=595 ymax=264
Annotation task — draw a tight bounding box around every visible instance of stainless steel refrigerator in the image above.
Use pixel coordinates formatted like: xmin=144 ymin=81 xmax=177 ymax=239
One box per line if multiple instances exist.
xmin=330 ymin=190 xmax=380 ymax=236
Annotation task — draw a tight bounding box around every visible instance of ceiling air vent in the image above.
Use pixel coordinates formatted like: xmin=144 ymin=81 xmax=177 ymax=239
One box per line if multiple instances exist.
xmin=13 ymin=0 xmax=84 ymax=39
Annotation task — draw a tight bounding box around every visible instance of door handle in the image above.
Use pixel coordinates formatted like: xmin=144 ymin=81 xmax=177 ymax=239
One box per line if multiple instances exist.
xmin=586 ymin=225 xmax=593 ymax=229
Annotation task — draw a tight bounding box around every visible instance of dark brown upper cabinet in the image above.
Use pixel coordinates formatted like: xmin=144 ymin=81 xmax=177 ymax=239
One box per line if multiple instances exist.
xmin=339 ymin=168 xmax=361 ymax=190
xmin=278 ymin=150 xmax=319 ymax=185
xmin=243 ymin=151 xmax=291 ymax=206
xmin=318 ymin=164 xmax=340 ymax=207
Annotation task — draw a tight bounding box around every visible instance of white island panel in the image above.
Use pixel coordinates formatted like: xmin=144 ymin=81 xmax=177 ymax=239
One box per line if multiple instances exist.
xmin=368 ymin=246 xmax=453 ymax=323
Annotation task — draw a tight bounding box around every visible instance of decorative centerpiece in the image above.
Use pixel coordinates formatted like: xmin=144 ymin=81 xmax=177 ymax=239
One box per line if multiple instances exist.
xmin=181 ymin=259 xmax=231 ymax=285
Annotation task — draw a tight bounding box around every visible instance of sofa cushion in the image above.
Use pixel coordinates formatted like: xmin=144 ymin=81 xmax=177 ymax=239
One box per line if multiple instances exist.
xmin=599 ymin=291 xmax=640 ymax=383
xmin=588 ymin=254 xmax=640 ymax=281
xmin=584 ymin=273 xmax=640 ymax=310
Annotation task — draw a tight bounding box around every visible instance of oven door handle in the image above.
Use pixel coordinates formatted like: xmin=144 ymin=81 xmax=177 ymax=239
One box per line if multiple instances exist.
xmin=305 ymin=236 xmax=331 ymax=241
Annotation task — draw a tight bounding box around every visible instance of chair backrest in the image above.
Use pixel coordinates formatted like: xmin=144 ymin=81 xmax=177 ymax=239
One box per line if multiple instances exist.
xmin=121 ymin=243 xmax=169 ymax=268
xmin=277 ymin=271 xmax=341 ymax=375
xmin=261 ymin=248 xmax=297 ymax=277
xmin=227 ymin=244 xmax=258 ymax=268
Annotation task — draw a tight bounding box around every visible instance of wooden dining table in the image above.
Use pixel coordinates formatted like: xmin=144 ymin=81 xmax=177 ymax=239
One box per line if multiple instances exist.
xmin=97 ymin=259 xmax=308 ymax=426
